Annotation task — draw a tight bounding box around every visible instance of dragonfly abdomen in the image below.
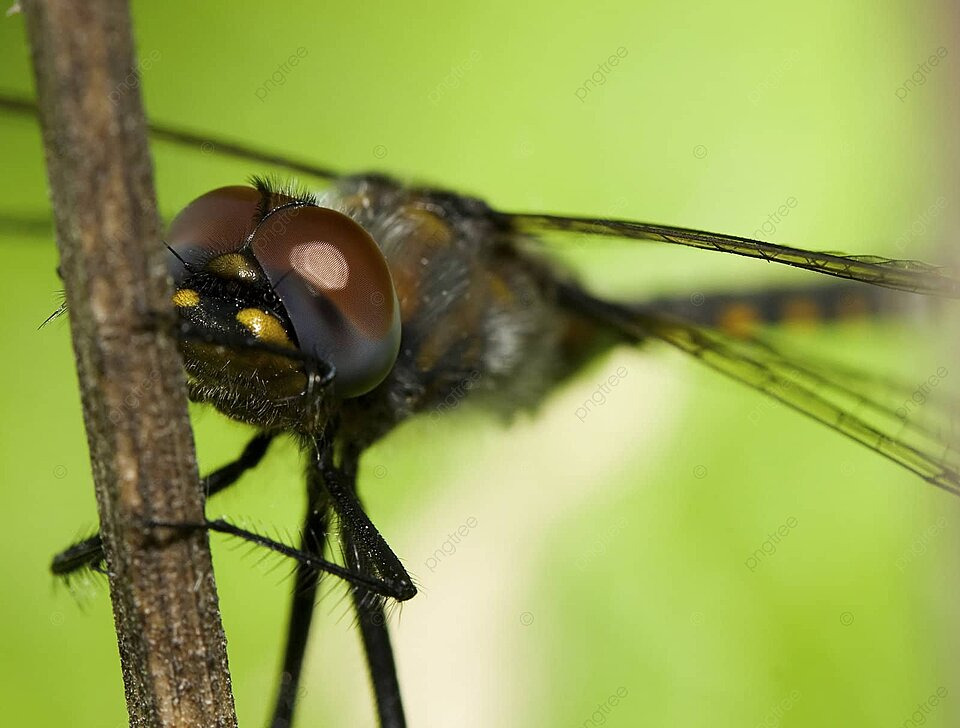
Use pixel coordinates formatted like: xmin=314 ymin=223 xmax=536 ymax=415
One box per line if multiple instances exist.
xmin=636 ymin=281 xmax=938 ymax=338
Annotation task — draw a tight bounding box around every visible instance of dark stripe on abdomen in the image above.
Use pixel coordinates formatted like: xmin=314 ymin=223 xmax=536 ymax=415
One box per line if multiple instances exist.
xmin=634 ymin=281 xmax=940 ymax=336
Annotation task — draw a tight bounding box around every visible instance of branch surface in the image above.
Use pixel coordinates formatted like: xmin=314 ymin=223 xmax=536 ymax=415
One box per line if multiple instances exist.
xmin=23 ymin=1 xmax=238 ymax=725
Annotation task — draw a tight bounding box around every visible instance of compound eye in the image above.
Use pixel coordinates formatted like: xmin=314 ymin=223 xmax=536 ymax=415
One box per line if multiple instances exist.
xmin=166 ymin=186 xmax=263 ymax=282
xmin=252 ymin=205 xmax=401 ymax=398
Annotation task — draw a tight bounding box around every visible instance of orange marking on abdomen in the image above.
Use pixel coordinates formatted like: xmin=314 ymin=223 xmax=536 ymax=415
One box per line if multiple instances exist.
xmin=781 ymin=297 xmax=820 ymax=328
xmin=717 ymin=303 xmax=760 ymax=338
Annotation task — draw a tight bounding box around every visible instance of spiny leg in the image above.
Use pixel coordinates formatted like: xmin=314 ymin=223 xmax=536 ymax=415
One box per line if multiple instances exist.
xmin=269 ymin=457 xmax=329 ymax=728
xmin=136 ymin=436 xmax=414 ymax=727
xmin=153 ymin=518 xmax=415 ymax=599
xmin=145 ymin=511 xmax=409 ymax=724
xmin=204 ymin=432 xmax=276 ymax=498
xmin=323 ymin=450 xmax=414 ymax=728
xmin=342 ymin=499 xmax=406 ymax=727
xmin=267 ymin=440 xmax=415 ymax=728
xmin=50 ymin=432 xmax=275 ymax=577
xmin=347 ymin=558 xmax=406 ymax=728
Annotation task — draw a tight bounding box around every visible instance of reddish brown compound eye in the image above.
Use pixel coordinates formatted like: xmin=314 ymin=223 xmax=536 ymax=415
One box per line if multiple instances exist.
xmin=252 ymin=204 xmax=401 ymax=398
xmin=166 ymin=186 xmax=264 ymax=282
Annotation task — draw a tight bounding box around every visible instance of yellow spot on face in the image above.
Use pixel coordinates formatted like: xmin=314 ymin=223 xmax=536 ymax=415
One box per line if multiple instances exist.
xmin=207 ymin=253 xmax=261 ymax=281
xmin=236 ymin=308 xmax=294 ymax=347
xmin=172 ymin=288 xmax=200 ymax=307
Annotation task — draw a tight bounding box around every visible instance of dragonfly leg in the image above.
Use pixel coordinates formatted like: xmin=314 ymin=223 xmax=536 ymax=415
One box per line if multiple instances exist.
xmin=269 ymin=498 xmax=329 ymax=728
xmin=129 ymin=435 xmax=414 ymax=727
xmin=268 ymin=440 xmax=414 ymax=728
xmin=331 ymin=455 xmax=408 ymax=728
xmin=50 ymin=431 xmax=276 ymax=577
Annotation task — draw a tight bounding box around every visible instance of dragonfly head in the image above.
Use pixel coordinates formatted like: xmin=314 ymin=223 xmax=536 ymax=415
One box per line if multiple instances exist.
xmin=166 ymin=183 xmax=401 ymax=428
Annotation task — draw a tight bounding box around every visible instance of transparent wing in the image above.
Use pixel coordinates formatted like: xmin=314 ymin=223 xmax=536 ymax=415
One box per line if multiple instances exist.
xmin=510 ymin=212 xmax=960 ymax=298
xmin=637 ymin=281 xmax=958 ymax=437
xmin=6 ymin=91 xmax=958 ymax=297
xmin=560 ymin=284 xmax=960 ymax=496
xmin=754 ymin=329 xmax=960 ymax=435
xmin=0 ymin=94 xmax=340 ymax=181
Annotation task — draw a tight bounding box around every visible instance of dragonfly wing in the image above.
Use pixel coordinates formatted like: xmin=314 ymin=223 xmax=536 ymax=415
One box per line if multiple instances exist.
xmin=6 ymin=91 xmax=958 ymax=296
xmin=0 ymin=94 xmax=341 ymax=181
xmin=558 ymin=283 xmax=960 ymax=496
xmin=753 ymin=328 xmax=960 ymax=431
xmin=509 ymin=212 xmax=960 ymax=298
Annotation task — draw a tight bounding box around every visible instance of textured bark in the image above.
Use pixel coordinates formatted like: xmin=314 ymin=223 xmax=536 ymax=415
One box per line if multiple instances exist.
xmin=22 ymin=1 xmax=238 ymax=725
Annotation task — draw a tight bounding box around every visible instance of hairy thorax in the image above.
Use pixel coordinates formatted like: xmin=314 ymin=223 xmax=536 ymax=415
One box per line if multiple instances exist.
xmin=324 ymin=175 xmax=572 ymax=449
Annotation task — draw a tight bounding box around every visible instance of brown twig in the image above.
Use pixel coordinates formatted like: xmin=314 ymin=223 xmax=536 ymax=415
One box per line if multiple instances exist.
xmin=22 ymin=1 xmax=238 ymax=725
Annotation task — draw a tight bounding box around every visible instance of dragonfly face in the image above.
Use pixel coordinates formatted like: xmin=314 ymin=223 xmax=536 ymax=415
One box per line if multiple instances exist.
xmin=165 ymin=183 xmax=403 ymax=431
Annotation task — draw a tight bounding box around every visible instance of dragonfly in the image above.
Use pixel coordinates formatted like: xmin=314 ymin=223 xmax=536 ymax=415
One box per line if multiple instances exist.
xmin=2 ymin=91 xmax=958 ymax=728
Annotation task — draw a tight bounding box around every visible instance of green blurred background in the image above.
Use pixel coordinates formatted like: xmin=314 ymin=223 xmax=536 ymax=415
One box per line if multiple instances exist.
xmin=1 ymin=1 xmax=958 ymax=726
